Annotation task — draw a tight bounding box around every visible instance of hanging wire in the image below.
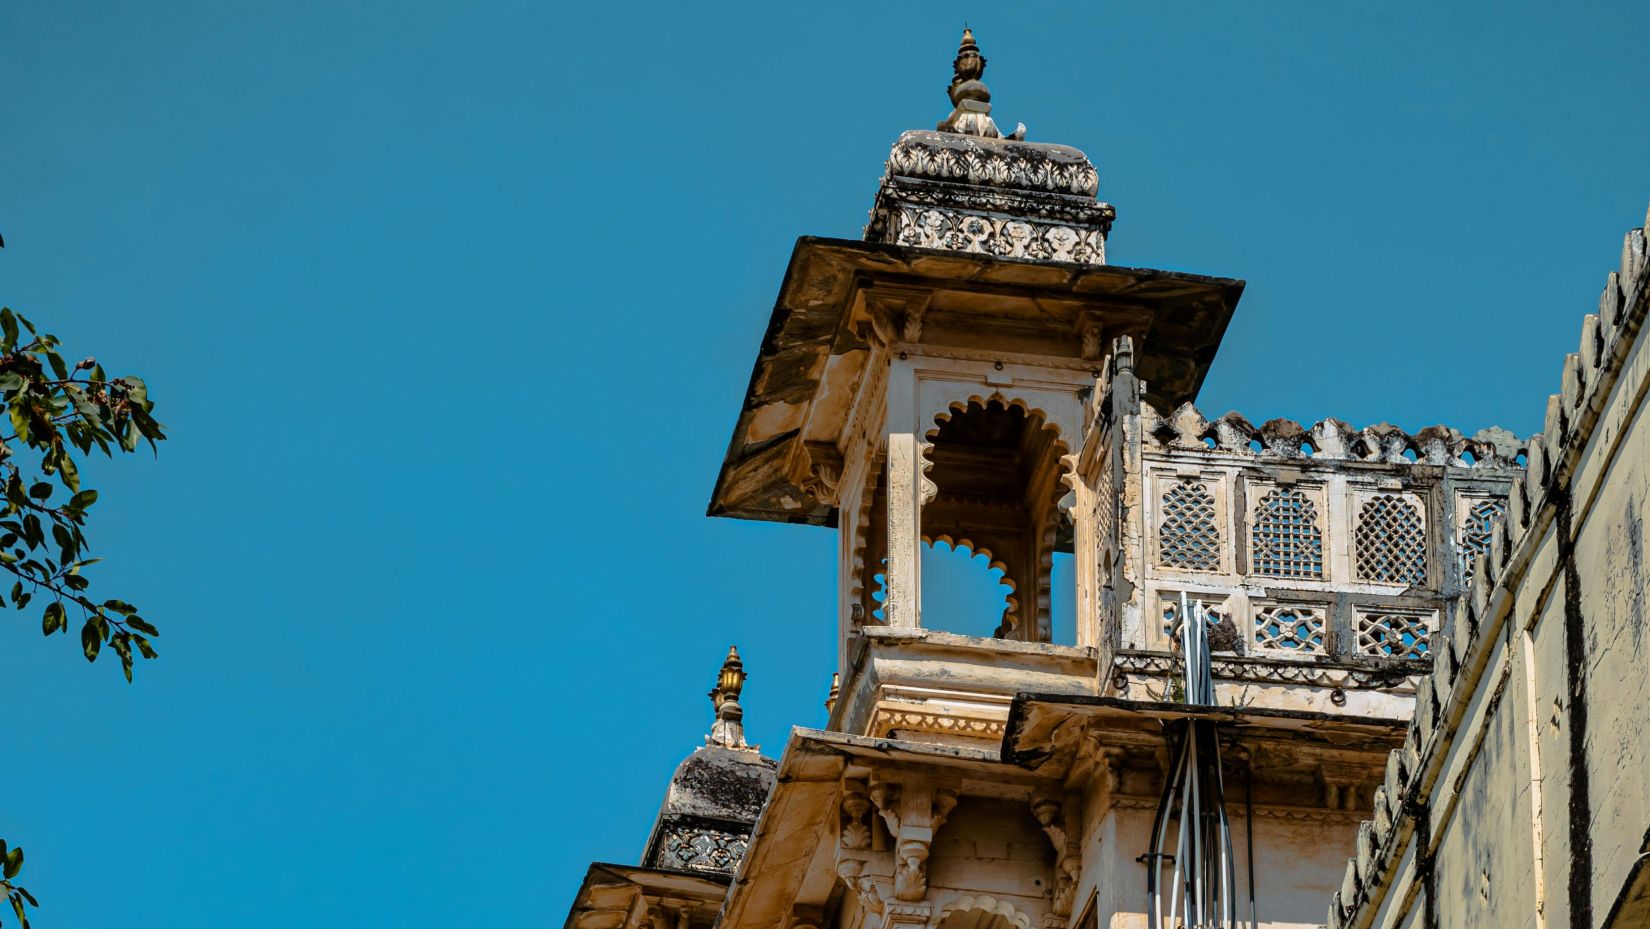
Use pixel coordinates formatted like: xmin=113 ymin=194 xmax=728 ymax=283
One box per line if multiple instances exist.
xmin=1144 ymin=594 xmax=1257 ymax=929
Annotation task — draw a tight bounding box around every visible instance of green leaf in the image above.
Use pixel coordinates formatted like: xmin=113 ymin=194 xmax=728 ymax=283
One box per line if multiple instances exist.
xmin=56 ymin=451 xmax=79 ymax=492
xmin=10 ymin=890 xmax=25 ymax=928
xmin=41 ymin=602 xmax=64 ymax=636
xmin=3 ymin=845 xmax=20 ymax=879
xmin=80 ymin=618 xmax=100 ymax=661
xmin=25 ymin=484 xmax=48 ymax=502
xmin=127 ymin=616 xmax=158 ymax=636
xmin=67 ymin=489 xmax=97 ymax=511
xmin=0 ymin=309 xmax=17 ymax=351
xmin=112 ymin=633 xmax=133 ymax=682
xmin=116 ymin=376 xmax=148 ymax=404
xmin=133 ymin=634 xmax=157 ymax=659
xmin=8 ymin=403 xmax=29 ymax=444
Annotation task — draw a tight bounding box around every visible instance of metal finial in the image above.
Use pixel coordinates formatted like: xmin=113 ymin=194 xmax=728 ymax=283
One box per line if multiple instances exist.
xmin=707 ymin=645 xmax=752 ymax=749
xmin=950 ymin=28 xmax=987 ymax=102
xmin=937 ymin=29 xmax=1024 ymax=140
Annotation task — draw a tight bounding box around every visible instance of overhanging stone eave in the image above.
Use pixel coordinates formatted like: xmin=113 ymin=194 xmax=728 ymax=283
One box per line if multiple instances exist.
xmin=1000 ymin=693 xmax=1410 ymax=771
xmin=719 ymin=726 xmax=1041 ymax=929
xmin=706 ymin=237 xmax=1246 ymax=525
xmin=562 ymin=862 xmax=730 ymax=929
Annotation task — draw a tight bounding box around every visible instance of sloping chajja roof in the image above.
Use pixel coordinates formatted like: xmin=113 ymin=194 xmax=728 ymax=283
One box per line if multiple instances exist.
xmin=707 ymin=237 xmax=1244 ymax=526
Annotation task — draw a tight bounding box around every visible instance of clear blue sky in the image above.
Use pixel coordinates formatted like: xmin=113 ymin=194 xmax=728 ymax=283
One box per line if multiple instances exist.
xmin=2 ymin=2 xmax=1645 ymax=926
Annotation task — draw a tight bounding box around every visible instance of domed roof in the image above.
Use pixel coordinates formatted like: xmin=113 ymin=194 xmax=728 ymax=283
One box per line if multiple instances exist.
xmin=657 ymin=744 xmax=777 ymax=824
xmin=640 ymin=648 xmax=778 ymax=875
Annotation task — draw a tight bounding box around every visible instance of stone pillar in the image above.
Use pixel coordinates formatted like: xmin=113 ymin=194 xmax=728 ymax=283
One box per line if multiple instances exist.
xmin=1068 ymin=450 xmax=1099 ymax=649
xmin=883 ymin=359 xmax=929 ymax=629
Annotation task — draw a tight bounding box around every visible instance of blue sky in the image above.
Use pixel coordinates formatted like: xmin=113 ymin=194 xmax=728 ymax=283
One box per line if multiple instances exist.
xmin=2 ymin=1 xmax=1647 ymax=926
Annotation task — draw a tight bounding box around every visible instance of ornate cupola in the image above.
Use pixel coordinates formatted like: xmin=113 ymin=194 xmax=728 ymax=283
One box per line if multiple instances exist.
xmin=864 ymin=30 xmax=1115 ymax=264
xmin=640 ymin=648 xmax=777 ymax=875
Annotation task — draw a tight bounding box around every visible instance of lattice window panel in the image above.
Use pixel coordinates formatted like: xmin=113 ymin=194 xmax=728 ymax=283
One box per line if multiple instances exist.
xmin=1161 ymin=596 xmax=1230 ymax=640
xmin=1096 ymin=467 xmax=1116 ymax=564
xmin=1250 ymin=488 xmax=1324 ymax=578
xmin=1355 ymin=611 xmax=1433 ymax=659
xmin=1355 ymin=494 xmax=1427 ymax=585
xmin=1158 ymin=480 xmax=1220 ymax=571
xmin=1253 ymin=604 xmax=1327 ymax=654
xmin=1458 ymin=498 xmax=1506 ymax=584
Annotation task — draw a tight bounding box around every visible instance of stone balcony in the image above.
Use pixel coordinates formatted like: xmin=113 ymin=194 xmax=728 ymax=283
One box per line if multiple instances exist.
xmin=1086 ymin=368 xmax=1530 ymax=720
xmin=828 ymin=627 xmax=1097 ymax=750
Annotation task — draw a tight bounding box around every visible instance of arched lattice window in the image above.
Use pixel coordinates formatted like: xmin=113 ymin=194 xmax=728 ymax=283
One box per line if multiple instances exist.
xmin=1158 ymin=480 xmax=1219 ymax=571
xmin=1250 ymin=488 xmax=1324 ymax=578
xmin=1458 ymin=498 xmax=1506 ymax=583
xmin=1355 ymin=494 xmax=1426 ymax=585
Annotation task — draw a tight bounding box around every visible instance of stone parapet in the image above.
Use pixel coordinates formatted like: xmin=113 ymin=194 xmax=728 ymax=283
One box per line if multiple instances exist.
xmin=1328 ymin=215 xmax=1650 ymax=929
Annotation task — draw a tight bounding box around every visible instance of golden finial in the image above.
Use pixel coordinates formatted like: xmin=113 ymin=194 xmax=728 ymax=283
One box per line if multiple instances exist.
xmin=824 ymin=672 xmax=841 ymax=713
xmin=949 ymin=27 xmax=988 ymax=103
xmin=707 ymin=646 xmax=752 ymax=749
xmin=938 ymin=28 xmax=1023 ymax=140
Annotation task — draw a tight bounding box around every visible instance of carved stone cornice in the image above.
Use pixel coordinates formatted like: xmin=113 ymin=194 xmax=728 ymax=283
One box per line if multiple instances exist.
xmin=869 ymin=707 xmax=1006 ymax=741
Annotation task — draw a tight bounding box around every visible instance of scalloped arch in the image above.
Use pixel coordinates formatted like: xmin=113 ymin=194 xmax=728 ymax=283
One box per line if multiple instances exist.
xmin=925 ymin=393 xmax=1070 ymax=449
xmin=936 ymin=895 xmax=1035 ymax=929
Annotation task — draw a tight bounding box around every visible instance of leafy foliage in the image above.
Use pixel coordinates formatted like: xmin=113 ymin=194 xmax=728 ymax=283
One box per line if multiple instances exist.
xmin=0 ymin=842 xmax=34 ymax=929
xmin=0 ymin=305 xmax=167 ymax=926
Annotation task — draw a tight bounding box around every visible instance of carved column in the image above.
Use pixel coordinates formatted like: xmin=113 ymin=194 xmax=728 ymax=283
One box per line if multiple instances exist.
xmin=883 ymin=359 xmax=931 ymax=629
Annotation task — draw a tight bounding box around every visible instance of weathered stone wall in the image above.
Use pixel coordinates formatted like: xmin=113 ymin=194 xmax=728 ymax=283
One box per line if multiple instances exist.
xmin=1331 ymin=213 xmax=1650 ymax=929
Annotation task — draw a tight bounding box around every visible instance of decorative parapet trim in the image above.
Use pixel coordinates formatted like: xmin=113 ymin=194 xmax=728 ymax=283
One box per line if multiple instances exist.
xmin=1140 ymin=403 xmax=1530 ymax=470
xmin=869 ymin=706 xmax=1007 ymax=741
xmin=1329 ymin=215 xmax=1650 ymax=929
xmin=886 ymin=130 xmax=1099 ymax=197
xmin=1109 ymin=650 xmax=1425 ymax=692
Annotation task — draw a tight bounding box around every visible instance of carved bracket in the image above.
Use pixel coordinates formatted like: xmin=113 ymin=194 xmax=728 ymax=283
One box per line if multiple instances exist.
xmin=1032 ymin=793 xmax=1082 ymax=916
xmin=865 ymin=775 xmax=959 ymax=902
xmin=787 ymin=440 xmax=846 ymax=505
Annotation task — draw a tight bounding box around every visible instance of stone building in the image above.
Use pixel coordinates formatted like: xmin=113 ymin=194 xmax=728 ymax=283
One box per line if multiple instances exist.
xmin=562 ymin=30 xmax=1645 ymax=929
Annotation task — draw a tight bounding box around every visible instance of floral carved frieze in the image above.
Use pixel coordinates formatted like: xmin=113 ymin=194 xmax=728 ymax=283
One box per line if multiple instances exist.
xmin=886 ymin=130 xmax=1099 ymax=197
xmin=886 ymin=207 xmax=1105 ymax=264
xmin=870 ymin=708 xmax=1006 ymax=740
xmin=655 ymin=823 xmax=750 ymax=874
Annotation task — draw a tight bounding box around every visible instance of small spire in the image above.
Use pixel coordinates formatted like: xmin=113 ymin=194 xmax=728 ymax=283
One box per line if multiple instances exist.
xmin=707 ymin=646 xmax=753 ymax=750
xmin=937 ymin=28 xmax=1025 ymax=140
xmin=949 ymin=28 xmax=987 ymax=102
xmin=824 ymin=672 xmax=841 ymax=713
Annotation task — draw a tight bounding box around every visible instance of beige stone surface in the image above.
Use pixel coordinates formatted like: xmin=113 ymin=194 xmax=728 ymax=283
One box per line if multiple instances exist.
xmin=1334 ymin=217 xmax=1650 ymax=929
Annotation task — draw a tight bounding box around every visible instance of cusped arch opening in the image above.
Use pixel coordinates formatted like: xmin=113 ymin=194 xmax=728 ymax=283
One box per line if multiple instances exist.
xmin=921 ymin=398 xmax=1074 ymax=643
xmin=936 ymin=896 xmax=1034 ymax=929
